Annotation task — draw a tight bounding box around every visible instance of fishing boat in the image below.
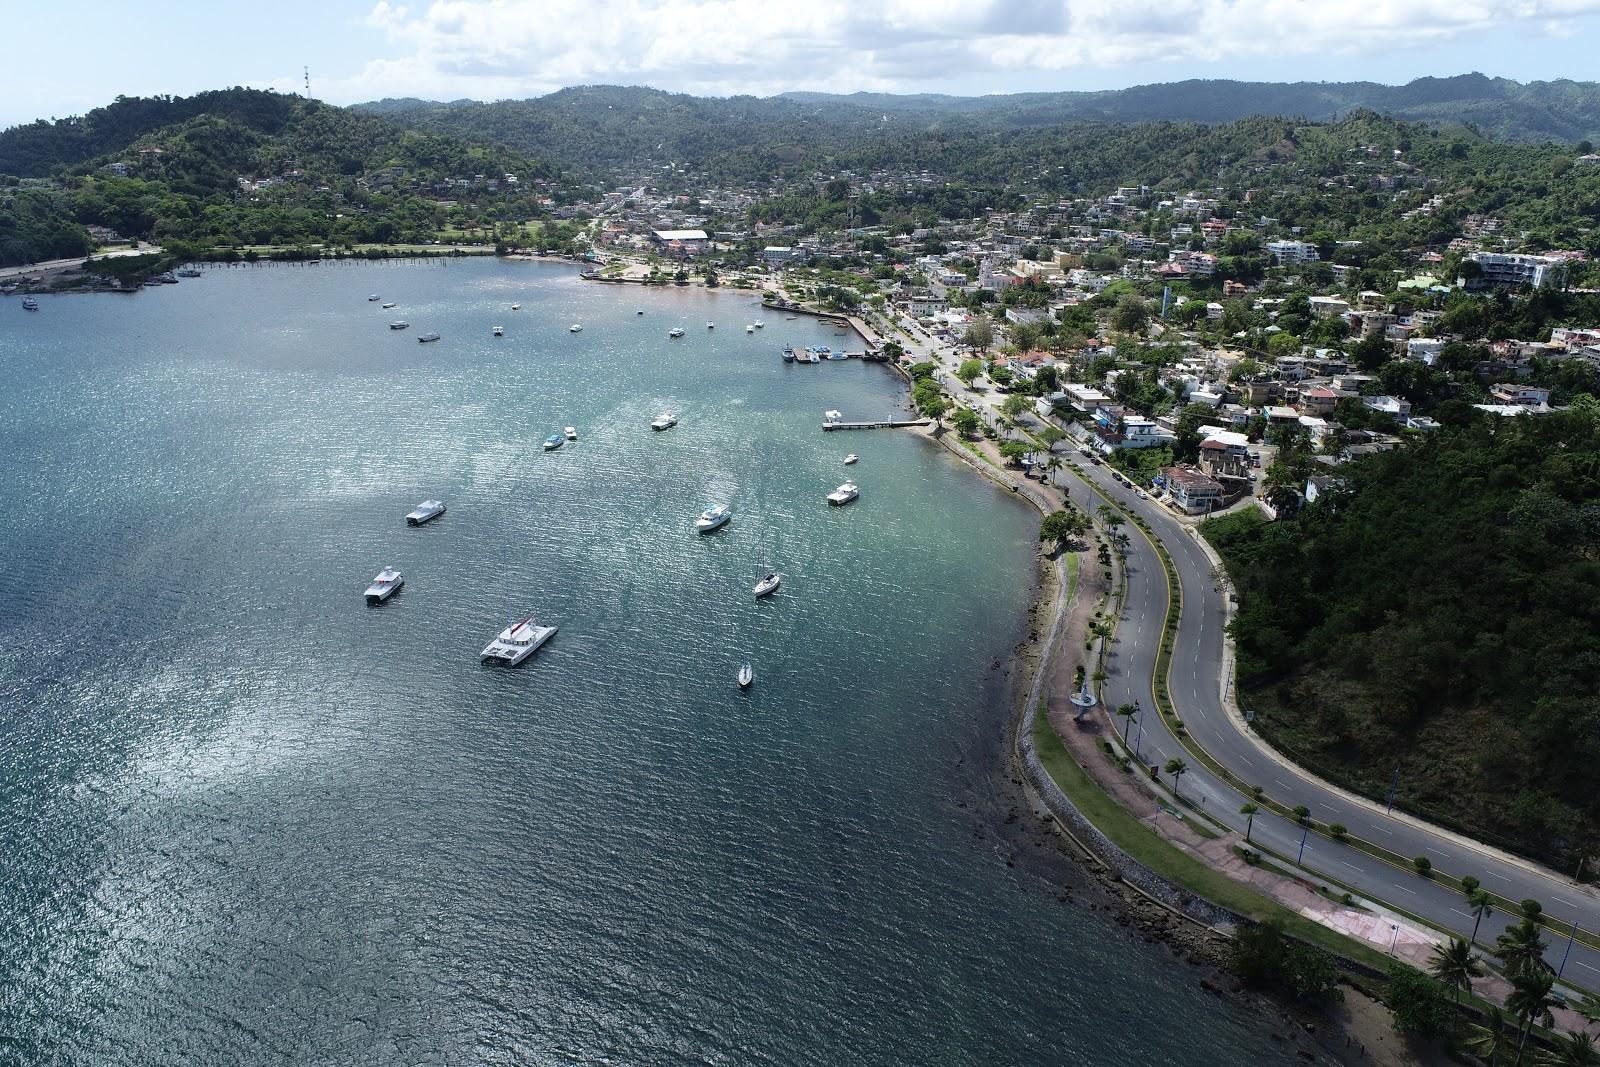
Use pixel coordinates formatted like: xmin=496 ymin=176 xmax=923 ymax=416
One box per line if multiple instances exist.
xmin=782 ymin=344 xmax=795 ymax=363
xmin=406 ymin=500 xmax=446 ymax=526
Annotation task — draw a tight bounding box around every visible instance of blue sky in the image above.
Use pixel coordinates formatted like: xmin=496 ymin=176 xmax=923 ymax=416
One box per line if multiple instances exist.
xmin=5 ymin=0 xmax=1600 ymax=128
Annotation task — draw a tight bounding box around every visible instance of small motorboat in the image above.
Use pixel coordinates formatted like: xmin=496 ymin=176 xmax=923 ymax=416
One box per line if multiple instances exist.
xmin=695 ymin=504 xmax=731 ymax=533
xmin=636 ymin=308 xmax=645 ymax=315
xmin=754 ymin=320 xmax=765 ymax=329
xmin=706 ymin=321 xmax=715 ymax=329
xmin=651 ymin=413 xmax=677 ymax=431
xmin=570 ymin=324 xmax=583 ymax=333
xmin=368 ymin=294 xmax=381 ymax=301
xmin=844 ymin=454 xmax=859 ymax=465
xmin=669 ymin=328 xmax=685 ymax=338
xmin=738 ymin=664 xmax=754 ymax=689
xmin=753 ymin=572 xmax=781 ymax=598
xmin=382 ymin=302 xmax=397 ymax=309
xmin=493 ymin=325 xmax=504 ymax=336
xmin=746 ymin=325 xmax=755 ymax=333
xmin=389 ymin=321 xmax=410 ymax=330
xmin=417 ymin=332 xmax=440 ymax=343
xmin=564 ymin=426 xmax=578 ymax=440
xmin=543 ymin=433 xmax=564 ymax=451
xmin=511 ymin=303 xmax=522 ymax=310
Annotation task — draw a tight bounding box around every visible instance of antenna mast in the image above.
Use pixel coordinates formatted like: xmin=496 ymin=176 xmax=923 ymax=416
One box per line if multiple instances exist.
xmin=304 ymin=67 xmax=311 ymax=98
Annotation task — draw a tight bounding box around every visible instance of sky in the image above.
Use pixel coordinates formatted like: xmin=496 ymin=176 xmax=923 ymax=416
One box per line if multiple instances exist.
xmin=5 ymin=0 xmax=1600 ymax=127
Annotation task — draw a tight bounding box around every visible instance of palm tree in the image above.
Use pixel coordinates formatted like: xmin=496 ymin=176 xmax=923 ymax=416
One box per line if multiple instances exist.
xmin=1164 ymin=757 xmax=1188 ymax=800
xmin=1496 ymin=918 xmax=1552 ymax=978
xmin=1570 ymin=992 xmax=1600 ymax=1025
xmin=1538 ymin=1032 xmax=1600 ymax=1067
xmin=1240 ymin=802 xmax=1259 ymax=844
xmin=1115 ymin=703 xmax=1138 ymax=740
xmin=1507 ymin=967 xmax=1557 ymax=1063
xmin=1429 ymin=937 xmax=1483 ymax=1005
xmin=1470 ymin=889 xmax=1496 ymax=951
xmin=1466 ymin=1007 xmax=1512 ymax=1066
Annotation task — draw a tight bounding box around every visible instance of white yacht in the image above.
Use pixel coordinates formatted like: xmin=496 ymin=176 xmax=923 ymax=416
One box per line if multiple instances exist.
xmin=844 ymin=454 xmax=859 ymax=465
xmin=368 ymin=294 xmax=381 ymax=301
xmin=406 ymin=499 xmax=446 ymax=526
xmin=753 ymin=572 xmax=781 ymax=598
xmin=668 ymin=327 xmax=685 ymax=338
xmin=827 ymin=482 xmax=860 ymax=506
xmin=651 ymin=413 xmax=677 ymax=431
xmin=364 ymin=566 xmax=404 ymax=603
xmin=695 ymin=504 xmax=731 ymax=533
xmin=543 ymin=433 xmax=564 ymax=451
xmin=417 ymin=332 xmax=440 ymax=343
xmin=21 ymin=296 xmax=39 ymax=311
xmin=389 ymin=321 xmax=410 ymax=330
xmin=564 ymin=426 xmax=577 ymax=441
xmin=511 ymin=303 xmax=521 ymax=310
xmin=570 ymin=324 xmax=583 ymax=333
xmin=480 ymin=616 xmax=558 ymax=665
xmin=738 ymin=664 xmax=754 ymax=689
xmin=493 ymin=325 xmax=504 ymax=336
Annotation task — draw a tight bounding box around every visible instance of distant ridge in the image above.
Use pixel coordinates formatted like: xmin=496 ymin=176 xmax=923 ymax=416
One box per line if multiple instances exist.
xmin=775 ymin=74 xmax=1600 ymax=143
xmin=355 ymin=74 xmax=1600 ymax=147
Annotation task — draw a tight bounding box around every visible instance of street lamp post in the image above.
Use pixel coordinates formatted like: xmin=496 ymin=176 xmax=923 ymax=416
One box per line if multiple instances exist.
xmin=1297 ymin=822 xmax=1310 ymax=865
xmin=1559 ymin=923 xmax=1582 ymax=980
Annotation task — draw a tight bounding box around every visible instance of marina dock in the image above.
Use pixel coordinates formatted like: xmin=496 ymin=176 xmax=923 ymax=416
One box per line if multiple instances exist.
xmin=822 ymin=417 xmax=933 ymax=431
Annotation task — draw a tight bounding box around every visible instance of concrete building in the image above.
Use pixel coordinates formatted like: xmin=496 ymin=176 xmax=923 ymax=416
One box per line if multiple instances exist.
xmin=1164 ymin=466 xmax=1225 ymax=514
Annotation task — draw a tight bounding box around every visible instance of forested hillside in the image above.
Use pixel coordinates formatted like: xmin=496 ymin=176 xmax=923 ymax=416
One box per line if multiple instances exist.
xmin=784 ymin=73 xmax=1600 ymax=144
xmin=0 ymin=89 xmax=561 ymax=266
xmin=1209 ymin=404 xmax=1600 ymax=865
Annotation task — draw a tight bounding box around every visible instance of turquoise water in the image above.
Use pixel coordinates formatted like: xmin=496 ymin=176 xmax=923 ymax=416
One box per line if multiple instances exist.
xmin=0 ymin=260 xmax=1292 ymax=1064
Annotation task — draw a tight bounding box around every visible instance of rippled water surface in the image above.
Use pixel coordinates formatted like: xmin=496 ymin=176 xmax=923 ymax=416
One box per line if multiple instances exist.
xmin=0 ymin=260 xmax=1293 ymax=1065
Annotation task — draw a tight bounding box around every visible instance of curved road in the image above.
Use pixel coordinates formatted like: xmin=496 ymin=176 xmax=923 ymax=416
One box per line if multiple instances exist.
xmin=897 ymin=318 xmax=1600 ymax=985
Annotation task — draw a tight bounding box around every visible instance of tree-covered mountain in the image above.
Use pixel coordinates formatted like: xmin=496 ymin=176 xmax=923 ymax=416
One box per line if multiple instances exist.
xmin=1209 ymin=402 xmax=1600 ymax=865
xmin=0 ymin=89 xmax=563 ymax=266
xmin=357 ymin=75 xmax=1600 ymax=177
xmin=782 ymin=74 xmax=1600 ymax=144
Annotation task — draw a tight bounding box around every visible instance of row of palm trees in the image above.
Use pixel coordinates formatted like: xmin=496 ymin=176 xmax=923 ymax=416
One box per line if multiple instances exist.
xmin=1429 ymin=890 xmax=1593 ymax=1065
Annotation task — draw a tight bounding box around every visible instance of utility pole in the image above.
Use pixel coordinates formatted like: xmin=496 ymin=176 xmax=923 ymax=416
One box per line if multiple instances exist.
xmin=1385 ymin=765 xmax=1400 ymax=814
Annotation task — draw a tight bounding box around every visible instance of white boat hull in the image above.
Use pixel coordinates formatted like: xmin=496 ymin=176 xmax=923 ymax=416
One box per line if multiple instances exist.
xmin=481 ymin=624 xmax=558 ymax=665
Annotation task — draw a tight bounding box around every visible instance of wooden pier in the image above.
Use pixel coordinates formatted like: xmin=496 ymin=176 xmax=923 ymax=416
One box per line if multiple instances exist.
xmin=822 ymin=418 xmax=932 ymax=431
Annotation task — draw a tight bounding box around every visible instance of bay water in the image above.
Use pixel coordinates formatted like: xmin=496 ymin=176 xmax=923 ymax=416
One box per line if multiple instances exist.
xmin=0 ymin=259 xmax=1293 ymax=1064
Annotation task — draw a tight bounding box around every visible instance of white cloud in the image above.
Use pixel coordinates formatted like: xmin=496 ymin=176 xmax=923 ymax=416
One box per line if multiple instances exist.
xmin=319 ymin=0 xmax=1600 ymax=103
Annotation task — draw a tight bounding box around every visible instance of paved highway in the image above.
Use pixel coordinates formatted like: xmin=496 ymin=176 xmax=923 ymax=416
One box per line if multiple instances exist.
xmin=894 ymin=315 xmax=1600 ymax=985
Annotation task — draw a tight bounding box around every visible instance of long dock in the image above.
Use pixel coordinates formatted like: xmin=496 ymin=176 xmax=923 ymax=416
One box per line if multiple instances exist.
xmin=822 ymin=418 xmax=932 ymax=431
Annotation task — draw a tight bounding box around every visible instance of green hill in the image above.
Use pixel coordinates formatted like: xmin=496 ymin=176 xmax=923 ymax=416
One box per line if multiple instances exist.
xmin=1208 ymin=402 xmax=1600 ymax=866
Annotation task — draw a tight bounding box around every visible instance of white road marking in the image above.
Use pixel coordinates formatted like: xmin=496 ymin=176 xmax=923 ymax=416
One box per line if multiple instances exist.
xmin=1425 ymin=847 xmax=1449 ymax=858
xmin=1555 ymin=896 xmax=1580 ymax=907
xmin=1394 ymin=885 xmax=1417 ymax=895
xmin=1369 ymin=825 xmax=1393 ymax=835
xmin=1342 ymin=861 xmax=1364 ymax=872
xmin=1580 ymin=962 xmax=1600 ymax=974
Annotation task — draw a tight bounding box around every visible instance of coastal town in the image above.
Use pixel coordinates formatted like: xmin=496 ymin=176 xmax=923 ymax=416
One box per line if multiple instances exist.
xmin=9 ymin=71 xmax=1600 ymax=1065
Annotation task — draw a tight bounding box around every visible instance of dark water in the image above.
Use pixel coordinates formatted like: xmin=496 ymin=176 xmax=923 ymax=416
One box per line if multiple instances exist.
xmin=0 ymin=260 xmax=1292 ymax=1064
